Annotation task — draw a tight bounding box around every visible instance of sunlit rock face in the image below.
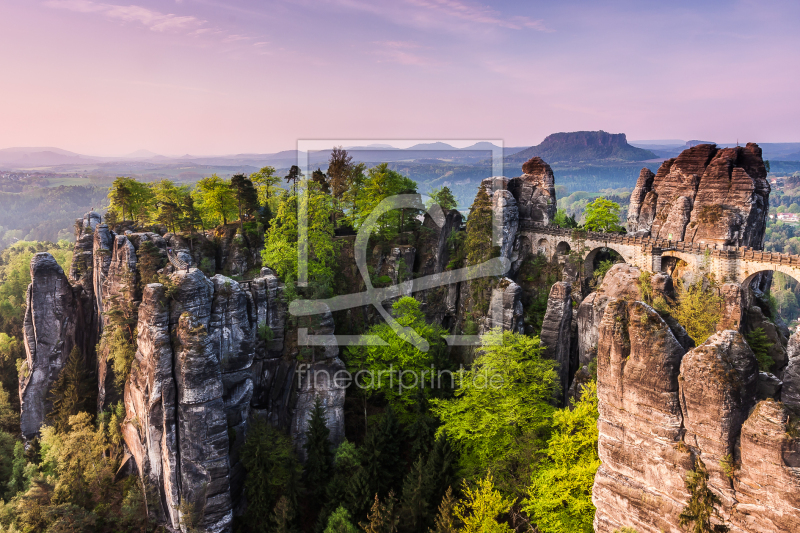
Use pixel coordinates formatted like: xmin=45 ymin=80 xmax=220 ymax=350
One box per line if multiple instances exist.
xmin=627 ymin=143 xmax=770 ymax=248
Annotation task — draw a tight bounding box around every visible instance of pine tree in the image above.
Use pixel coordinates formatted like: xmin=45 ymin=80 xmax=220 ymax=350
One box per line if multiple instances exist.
xmin=328 ymin=147 xmax=353 ymax=202
xmin=324 ymin=505 xmax=359 ymax=533
xmin=48 ymin=346 xmax=94 ymax=433
xmin=745 ymin=327 xmax=774 ymax=372
xmin=429 ymin=487 xmax=458 ymax=533
xmin=399 ymin=456 xmax=428 ymax=533
xmin=361 ymin=492 xmax=399 ymax=533
xmin=422 ymin=435 xmax=458 ymax=510
xmin=347 ymin=465 xmax=374 ymax=522
xmin=679 ymin=458 xmax=729 ymax=533
xmin=406 ymin=391 xmax=435 ymax=461
xmin=379 ymin=407 xmax=403 ymax=494
xmin=312 ymin=169 xmax=331 ymax=195
xmin=454 ymin=473 xmax=512 ymax=533
xmin=304 ymin=397 xmax=333 ymax=506
xmin=271 ymin=495 xmax=297 ymax=533
xmin=231 ymin=173 xmax=260 ymax=229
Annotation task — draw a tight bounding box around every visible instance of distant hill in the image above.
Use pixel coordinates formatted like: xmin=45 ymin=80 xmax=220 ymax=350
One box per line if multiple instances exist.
xmin=508 ymin=131 xmax=657 ymax=164
xmin=0 ymin=147 xmax=99 ymax=167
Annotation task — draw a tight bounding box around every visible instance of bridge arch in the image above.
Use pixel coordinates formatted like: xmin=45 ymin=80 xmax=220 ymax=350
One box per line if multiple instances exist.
xmin=583 ymin=245 xmax=628 ymax=278
xmin=555 ymin=241 xmax=571 ymax=256
xmin=741 ymin=265 xmax=800 ymax=288
xmin=535 ymin=238 xmax=549 ymax=259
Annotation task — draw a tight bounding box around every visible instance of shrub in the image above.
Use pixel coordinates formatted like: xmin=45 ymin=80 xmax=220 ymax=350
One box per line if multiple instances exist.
xmin=671 ymin=278 xmax=722 ymax=345
xmin=744 ymin=328 xmax=774 ymax=372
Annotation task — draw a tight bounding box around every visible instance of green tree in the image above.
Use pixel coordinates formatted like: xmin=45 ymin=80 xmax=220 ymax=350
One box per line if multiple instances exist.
xmin=192 ymin=175 xmax=238 ymax=226
xmin=152 ymin=179 xmax=191 ymax=233
xmin=524 ymin=381 xmax=600 ymax=533
xmin=304 ymin=397 xmax=333 ymax=506
xmin=583 ymin=198 xmax=623 ymax=233
xmin=0 ymin=381 xmax=19 ymax=434
xmin=328 ymin=147 xmax=353 ymax=203
xmin=285 ymin=165 xmax=302 ymax=195
xmin=319 ymin=441 xmax=361 ymax=530
xmin=745 ymin=328 xmax=774 ymax=372
xmin=353 ymin=163 xmax=417 ymax=237
xmin=670 ymin=278 xmax=723 ymax=345
xmin=679 ymin=458 xmax=729 ymax=533
xmin=230 ymin=173 xmax=260 ymax=229
xmin=552 ymin=208 xmax=578 ymax=229
xmin=454 ymin=473 xmax=512 ymax=533
xmin=464 ymin=186 xmax=495 ymax=313
xmin=346 ymin=297 xmax=448 ymax=422
xmin=239 ymin=417 xmax=302 ymax=533
xmin=271 ymin=495 xmax=297 ymax=533
xmin=250 ymin=165 xmax=281 ymax=207
xmin=427 ymin=187 xmax=457 ymax=211
xmin=324 ymin=505 xmax=359 ymax=533
xmin=47 ymin=346 xmax=94 ymax=434
xmin=261 ymin=181 xmax=339 ymax=297
xmin=312 ymin=168 xmax=331 ymax=195
xmin=108 ymin=177 xmax=155 ymax=224
xmin=432 ymin=330 xmax=557 ymax=474
xmin=422 ymin=435 xmax=458 ymax=518
xmin=399 ymin=456 xmax=428 ymax=533
xmin=0 ymin=431 xmax=18 ymax=498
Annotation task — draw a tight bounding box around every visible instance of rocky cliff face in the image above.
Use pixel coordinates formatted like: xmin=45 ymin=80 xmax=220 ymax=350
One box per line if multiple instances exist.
xmin=627 ymin=143 xmax=770 ymax=247
xmin=593 ymin=300 xmax=800 ymax=533
xmin=19 ymin=253 xmax=81 ymax=440
xmin=18 ymin=213 xmax=344 ymax=533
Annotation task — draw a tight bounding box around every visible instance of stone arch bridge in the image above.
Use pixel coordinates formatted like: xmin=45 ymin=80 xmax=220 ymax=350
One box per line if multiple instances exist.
xmin=518 ymin=221 xmax=800 ymax=286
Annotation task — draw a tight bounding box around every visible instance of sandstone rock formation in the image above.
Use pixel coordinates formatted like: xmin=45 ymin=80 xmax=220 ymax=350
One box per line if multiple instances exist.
xmin=540 ymin=281 xmax=574 ymax=403
xmin=19 ymin=253 xmax=80 ymax=440
xmin=627 ymin=143 xmax=770 ymax=247
xmin=507 ymin=157 xmax=557 ymax=226
xmin=594 ymin=311 xmax=800 ymax=533
xmin=483 ymin=278 xmax=524 ymax=334
xmin=782 ymin=327 xmax=800 ymax=413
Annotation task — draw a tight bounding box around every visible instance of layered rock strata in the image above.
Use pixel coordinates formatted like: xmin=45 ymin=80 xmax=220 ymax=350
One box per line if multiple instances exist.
xmin=540 ymin=282 xmax=574 ymax=403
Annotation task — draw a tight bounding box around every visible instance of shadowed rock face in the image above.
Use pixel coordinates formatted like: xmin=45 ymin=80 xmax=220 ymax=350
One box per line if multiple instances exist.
xmin=783 ymin=327 xmax=800 ymax=413
xmin=627 ymin=143 xmax=770 ymax=247
xmin=540 ymin=281 xmax=574 ymax=404
xmin=19 ymin=253 xmax=79 ymax=440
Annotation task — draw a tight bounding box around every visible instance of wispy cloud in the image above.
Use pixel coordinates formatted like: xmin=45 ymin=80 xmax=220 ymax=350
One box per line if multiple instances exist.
xmin=45 ymin=0 xmax=205 ymax=32
xmin=372 ymin=40 xmax=437 ymax=66
xmin=405 ymin=0 xmax=550 ymax=31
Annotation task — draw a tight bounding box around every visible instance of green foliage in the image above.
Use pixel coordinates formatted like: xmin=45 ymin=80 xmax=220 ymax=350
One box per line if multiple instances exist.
xmin=108 ymin=177 xmax=155 ymax=223
xmin=239 ymin=417 xmax=302 ymax=532
xmin=454 ymin=473 xmax=512 ymax=533
xmin=432 ymin=330 xmax=557 ymax=475
xmin=271 ymin=495 xmax=298 ymax=533
xmin=250 ymin=166 xmax=281 ymax=208
xmin=318 ymin=441 xmax=361 ymax=529
xmin=192 ymin=174 xmax=238 ymax=227
xmin=0 ymin=431 xmax=17 ymax=499
xmin=427 ymin=187 xmax=458 ymax=211
xmin=353 ymin=163 xmax=418 ymax=238
xmin=524 ymin=381 xmax=600 ymax=533
xmin=719 ymin=454 xmax=738 ymax=480
xmin=261 ymin=182 xmax=339 ymax=298
xmin=231 ymin=173 xmax=260 ymax=227
xmin=593 ymin=259 xmax=614 ymax=282
xmin=99 ymin=326 xmax=137 ymax=395
xmin=47 ymin=347 xmax=95 ymax=434
xmin=744 ymin=327 xmax=774 ymax=373
xmin=0 ymin=382 xmax=19 ymax=435
xmin=346 ymin=297 xmax=449 ymax=422
xmin=671 ymin=279 xmax=723 ymax=345
xmin=465 ymin=186 xmax=496 ymax=313
xmin=583 ymin=198 xmax=623 ymax=233
xmin=679 ymin=458 xmax=729 ymax=533
xmin=304 ymin=398 xmax=334 ymax=505
xmin=136 ymin=239 xmax=166 ymax=289
xmin=324 ymin=505 xmax=359 ymax=533
xmin=552 ymin=208 xmax=578 ymax=229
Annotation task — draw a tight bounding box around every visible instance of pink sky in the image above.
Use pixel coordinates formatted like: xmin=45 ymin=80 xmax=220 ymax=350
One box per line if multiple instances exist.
xmin=1 ymin=0 xmax=798 ymax=156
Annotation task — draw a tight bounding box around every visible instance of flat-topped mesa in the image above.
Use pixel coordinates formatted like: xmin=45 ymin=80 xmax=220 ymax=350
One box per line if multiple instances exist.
xmin=627 ymin=143 xmax=770 ymax=248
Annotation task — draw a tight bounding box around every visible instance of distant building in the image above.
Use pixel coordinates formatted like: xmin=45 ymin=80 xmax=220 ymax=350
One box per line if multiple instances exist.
xmin=776 ymin=212 xmax=800 ymax=222
xmin=770 ymin=177 xmax=785 ymax=189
